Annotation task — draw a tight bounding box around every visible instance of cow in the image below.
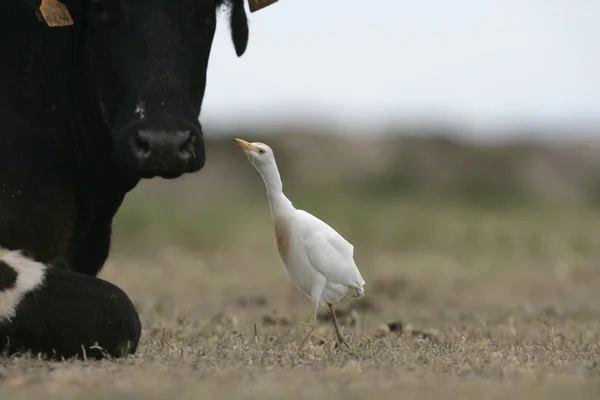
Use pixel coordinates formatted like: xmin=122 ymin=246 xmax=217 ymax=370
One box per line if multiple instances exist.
xmin=0 ymin=0 xmax=274 ymax=360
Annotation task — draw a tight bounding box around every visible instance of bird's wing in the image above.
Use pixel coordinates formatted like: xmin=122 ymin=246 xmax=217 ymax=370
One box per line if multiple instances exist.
xmin=295 ymin=210 xmax=364 ymax=289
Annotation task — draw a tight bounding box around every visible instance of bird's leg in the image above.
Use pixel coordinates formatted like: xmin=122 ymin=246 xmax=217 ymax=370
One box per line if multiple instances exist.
xmin=297 ymin=304 xmax=319 ymax=356
xmin=297 ymin=316 xmax=316 ymax=355
xmin=328 ymin=303 xmax=351 ymax=351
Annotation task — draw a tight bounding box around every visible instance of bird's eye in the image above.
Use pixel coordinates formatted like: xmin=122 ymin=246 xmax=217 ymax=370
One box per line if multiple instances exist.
xmin=258 ymin=149 xmax=265 ymax=154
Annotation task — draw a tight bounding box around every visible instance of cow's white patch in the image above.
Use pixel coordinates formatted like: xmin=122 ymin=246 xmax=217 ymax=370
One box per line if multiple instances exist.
xmin=134 ymin=101 xmax=146 ymax=119
xmin=0 ymin=248 xmax=46 ymax=322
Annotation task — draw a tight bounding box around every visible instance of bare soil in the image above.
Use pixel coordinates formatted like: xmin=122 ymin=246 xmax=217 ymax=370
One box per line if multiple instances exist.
xmin=1 ymin=135 xmax=600 ymax=399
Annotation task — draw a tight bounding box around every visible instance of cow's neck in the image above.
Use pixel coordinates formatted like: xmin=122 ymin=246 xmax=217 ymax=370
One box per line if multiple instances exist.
xmin=62 ymin=64 xmax=140 ymax=276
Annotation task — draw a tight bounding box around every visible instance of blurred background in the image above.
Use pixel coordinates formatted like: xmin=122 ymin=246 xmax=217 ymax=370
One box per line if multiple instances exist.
xmin=103 ymin=0 xmax=600 ymax=328
xmin=4 ymin=3 xmax=599 ymax=398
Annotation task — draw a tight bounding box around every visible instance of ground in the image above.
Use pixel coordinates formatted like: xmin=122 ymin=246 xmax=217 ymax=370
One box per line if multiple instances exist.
xmin=1 ymin=135 xmax=600 ymax=399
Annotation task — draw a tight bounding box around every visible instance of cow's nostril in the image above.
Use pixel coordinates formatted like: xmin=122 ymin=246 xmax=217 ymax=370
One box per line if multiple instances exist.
xmin=179 ymin=135 xmax=195 ymax=158
xmin=134 ymin=131 xmax=151 ymax=156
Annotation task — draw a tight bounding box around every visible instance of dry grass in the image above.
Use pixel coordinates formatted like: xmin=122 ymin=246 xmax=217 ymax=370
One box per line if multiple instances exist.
xmin=2 ymin=135 xmax=600 ymax=399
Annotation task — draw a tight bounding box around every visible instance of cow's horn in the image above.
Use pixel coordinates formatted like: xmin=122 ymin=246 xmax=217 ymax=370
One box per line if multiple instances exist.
xmin=38 ymin=0 xmax=74 ymax=27
xmin=248 ymin=0 xmax=279 ymax=13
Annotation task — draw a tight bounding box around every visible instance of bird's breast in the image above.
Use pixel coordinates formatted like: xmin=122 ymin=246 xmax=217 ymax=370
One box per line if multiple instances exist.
xmin=273 ymin=216 xmax=292 ymax=263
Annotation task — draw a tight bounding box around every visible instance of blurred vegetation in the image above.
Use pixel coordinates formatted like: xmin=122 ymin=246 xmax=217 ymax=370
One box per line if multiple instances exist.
xmin=111 ymin=129 xmax=600 ymax=263
xmin=198 ymin=129 xmax=600 ymax=207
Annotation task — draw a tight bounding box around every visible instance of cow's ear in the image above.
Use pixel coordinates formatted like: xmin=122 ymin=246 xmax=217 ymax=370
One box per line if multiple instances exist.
xmin=229 ymin=0 xmax=249 ymax=57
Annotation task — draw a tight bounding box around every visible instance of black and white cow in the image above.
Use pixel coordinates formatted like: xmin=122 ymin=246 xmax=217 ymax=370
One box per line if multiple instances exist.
xmin=0 ymin=0 xmax=274 ymax=360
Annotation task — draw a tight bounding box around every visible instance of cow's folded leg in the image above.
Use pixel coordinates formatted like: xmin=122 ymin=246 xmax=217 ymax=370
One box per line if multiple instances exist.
xmin=0 ymin=248 xmax=141 ymax=360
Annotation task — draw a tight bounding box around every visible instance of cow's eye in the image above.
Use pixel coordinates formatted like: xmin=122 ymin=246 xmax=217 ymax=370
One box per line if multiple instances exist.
xmin=90 ymin=0 xmax=123 ymax=26
xmin=91 ymin=0 xmax=106 ymax=14
xmin=90 ymin=0 xmax=109 ymax=23
xmin=188 ymin=4 xmax=217 ymax=31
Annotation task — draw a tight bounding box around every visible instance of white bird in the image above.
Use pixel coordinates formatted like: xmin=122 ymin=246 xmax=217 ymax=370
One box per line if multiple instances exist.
xmin=233 ymin=138 xmax=366 ymax=354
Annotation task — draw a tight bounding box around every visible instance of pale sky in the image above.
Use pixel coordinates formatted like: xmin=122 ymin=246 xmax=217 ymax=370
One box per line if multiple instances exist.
xmin=200 ymin=0 xmax=600 ymax=139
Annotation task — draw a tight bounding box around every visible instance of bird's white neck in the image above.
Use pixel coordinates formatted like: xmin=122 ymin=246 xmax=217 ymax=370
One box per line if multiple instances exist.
xmin=257 ymin=162 xmax=295 ymax=219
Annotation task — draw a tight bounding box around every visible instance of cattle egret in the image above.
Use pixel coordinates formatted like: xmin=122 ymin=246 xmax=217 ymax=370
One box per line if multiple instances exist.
xmin=233 ymin=138 xmax=366 ymax=354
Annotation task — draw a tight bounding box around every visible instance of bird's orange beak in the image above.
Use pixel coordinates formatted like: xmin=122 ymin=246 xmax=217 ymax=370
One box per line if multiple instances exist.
xmin=233 ymin=138 xmax=256 ymax=152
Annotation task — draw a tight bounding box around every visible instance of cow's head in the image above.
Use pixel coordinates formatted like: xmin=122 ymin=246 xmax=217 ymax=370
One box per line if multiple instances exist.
xmin=82 ymin=0 xmax=250 ymax=179
xmin=29 ymin=0 xmax=280 ymax=179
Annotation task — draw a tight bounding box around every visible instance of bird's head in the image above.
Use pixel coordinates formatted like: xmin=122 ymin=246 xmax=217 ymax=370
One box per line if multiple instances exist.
xmin=233 ymin=138 xmax=276 ymax=170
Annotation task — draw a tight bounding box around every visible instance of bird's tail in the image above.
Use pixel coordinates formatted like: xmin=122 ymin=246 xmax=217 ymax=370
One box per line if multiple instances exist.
xmin=345 ymin=281 xmax=365 ymax=299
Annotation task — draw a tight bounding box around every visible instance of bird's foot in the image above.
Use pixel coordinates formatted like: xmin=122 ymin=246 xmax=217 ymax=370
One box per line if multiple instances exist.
xmin=333 ymin=337 xmax=351 ymax=351
xmin=334 ymin=335 xmax=359 ymax=359
xmin=297 ymin=341 xmax=313 ymax=358
xmin=334 ymin=338 xmax=350 ymax=350
xmin=332 ymin=329 xmax=349 ymax=350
